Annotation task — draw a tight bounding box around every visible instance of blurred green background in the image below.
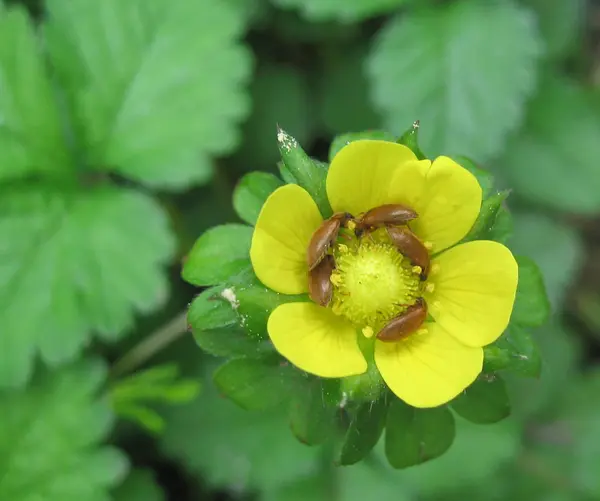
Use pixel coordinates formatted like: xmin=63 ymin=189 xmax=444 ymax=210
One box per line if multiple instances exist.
xmin=1 ymin=0 xmax=599 ymax=500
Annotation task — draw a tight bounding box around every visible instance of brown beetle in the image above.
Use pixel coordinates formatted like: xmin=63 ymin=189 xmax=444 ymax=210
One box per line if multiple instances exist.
xmin=308 ymin=254 xmax=336 ymax=307
xmin=376 ymin=298 xmax=428 ymax=342
xmin=386 ymin=226 xmax=430 ymax=279
xmin=355 ymin=204 xmax=418 ymax=236
xmin=307 ymin=212 xmax=352 ymax=271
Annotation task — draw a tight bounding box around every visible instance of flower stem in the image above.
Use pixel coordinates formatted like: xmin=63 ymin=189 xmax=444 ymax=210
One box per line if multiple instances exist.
xmin=110 ymin=310 xmax=189 ymax=379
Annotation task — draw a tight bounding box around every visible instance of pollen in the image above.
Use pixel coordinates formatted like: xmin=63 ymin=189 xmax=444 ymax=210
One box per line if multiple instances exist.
xmin=362 ymin=326 xmax=374 ymax=338
xmin=330 ymin=237 xmax=422 ymax=329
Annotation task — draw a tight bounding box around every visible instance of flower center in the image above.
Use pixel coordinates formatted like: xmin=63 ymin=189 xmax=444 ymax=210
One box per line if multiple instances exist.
xmin=330 ymin=230 xmax=422 ymax=333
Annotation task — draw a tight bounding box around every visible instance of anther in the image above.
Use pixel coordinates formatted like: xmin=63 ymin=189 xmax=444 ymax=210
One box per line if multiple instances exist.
xmin=330 ymin=272 xmax=342 ymax=286
xmin=411 ymin=265 xmax=422 ymax=275
xmin=362 ymin=326 xmax=374 ymax=338
xmin=347 ymin=220 xmax=357 ymax=231
xmin=337 ymin=244 xmax=349 ymax=253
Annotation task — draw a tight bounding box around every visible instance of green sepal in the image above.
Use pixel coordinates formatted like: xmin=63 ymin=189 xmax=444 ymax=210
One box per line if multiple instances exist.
xmin=276 ymin=127 xmax=332 ymax=217
xmin=488 ymin=205 xmax=513 ymax=244
xmin=463 ymin=190 xmax=511 ymax=243
xmin=328 ymin=130 xmax=397 ymax=162
xmin=385 ymin=399 xmax=456 ymax=469
xmin=182 ymin=224 xmax=253 ymax=286
xmin=397 ymin=121 xmax=426 ymax=160
xmin=483 ymin=324 xmax=542 ymax=378
xmin=213 ymin=355 xmax=302 ymax=411
xmin=233 ymin=172 xmax=283 ymax=225
xmin=454 ymin=156 xmax=495 ymax=197
xmin=278 ymin=160 xmax=297 ymax=185
xmin=451 ymin=375 xmax=510 ymax=424
xmin=512 ymin=255 xmax=551 ymax=327
xmin=188 ymin=286 xmax=273 ymax=358
xmin=340 ymin=360 xmax=385 ymax=403
xmin=231 ymin=272 xmax=308 ymax=341
xmin=289 ymin=377 xmax=339 ymax=446
xmin=336 ymin=395 xmax=388 ymax=466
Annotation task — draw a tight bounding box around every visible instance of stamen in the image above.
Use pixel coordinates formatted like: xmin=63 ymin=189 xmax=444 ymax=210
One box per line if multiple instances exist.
xmin=330 ymin=272 xmax=342 ymax=286
xmin=412 ymin=265 xmax=422 ymax=275
xmin=328 ymin=237 xmax=423 ymax=328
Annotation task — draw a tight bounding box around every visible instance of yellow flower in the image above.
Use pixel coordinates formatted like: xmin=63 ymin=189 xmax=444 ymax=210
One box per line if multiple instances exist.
xmin=250 ymin=140 xmax=518 ymax=408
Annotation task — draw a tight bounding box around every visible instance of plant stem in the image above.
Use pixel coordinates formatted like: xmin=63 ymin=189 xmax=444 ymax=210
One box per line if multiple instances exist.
xmin=110 ymin=310 xmax=189 ymax=379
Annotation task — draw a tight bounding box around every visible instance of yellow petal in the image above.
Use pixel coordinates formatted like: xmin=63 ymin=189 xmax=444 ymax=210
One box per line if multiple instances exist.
xmin=375 ymin=322 xmax=483 ymax=408
xmin=250 ymin=184 xmax=323 ymax=294
xmin=268 ymin=302 xmax=367 ymax=378
xmin=425 ymin=241 xmax=518 ymax=347
xmin=326 ymin=140 xmax=418 ymax=215
xmin=389 ymin=156 xmax=482 ymax=253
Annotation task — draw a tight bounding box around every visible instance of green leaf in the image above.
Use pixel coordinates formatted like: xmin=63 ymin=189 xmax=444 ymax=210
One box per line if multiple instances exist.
xmin=329 ymin=131 xmax=396 ymax=163
xmin=188 ymin=286 xmax=272 ymax=358
xmin=483 ymin=325 xmax=542 ymax=378
xmin=233 ymin=63 xmax=314 ymax=173
xmin=368 ymin=0 xmax=541 ymax=161
xmin=45 ymin=0 xmax=251 ymax=189
xmin=385 ymin=399 xmax=455 ymax=469
xmin=337 ymin=396 xmax=388 ymax=465
xmin=454 ymin=156 xmax=494 ymax=197
xmin=522 ymin=0 xmax=584 ymax=59
xmin=451 ymin=375 xmax=510 ymax=424
xmin=0 ymin=6 xmax=72 ymax=182
xmin=512 ymin=255 xmax=551 ymax=327
xmin=113 ymin=470 xmax=165 ymax=501
xmin=498 ymin=76 xmax=600 ymax=213
xmin=277 ymin=128 xmax=332 ymax=217
xmin=264 ymin=475 xmax=329 ymax=501
xmin=160 ymin=361 xmax=319 ymax=492
xmin=0 ymin=183 xmax=174 ymax=387
xmin=398 ymin=418 xmax=520 ymax=495
xmin=182 ymin=224 xmax=253 ymax=287
xmin=233 ymin=172 xmax=283 ymax=225
xmin=509 ymin=212 xmax=584 ymax=308
xmin=505 ymin=319 xmax=580 ymax=420
xmin=0 ymin=360 xmax=128 ymax=501
xmin=272 ymin=0 xmax=410 ymax=22
xmin=110 ymin=364 xmax=200 ymax=433
xmin=463 ymin=190 xmax=510 ymax=242
xmin=318 ymin=46 xmax=383 ymax=135
xmin=289 ymin=378 xmax=339 ymax=445
xmin=213 ymin=357 xmax=301 ymax=411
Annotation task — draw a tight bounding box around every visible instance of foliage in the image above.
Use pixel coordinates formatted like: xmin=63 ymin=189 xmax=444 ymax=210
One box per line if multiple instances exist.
xmin=1 ymin=0 xmax=598 ymax=499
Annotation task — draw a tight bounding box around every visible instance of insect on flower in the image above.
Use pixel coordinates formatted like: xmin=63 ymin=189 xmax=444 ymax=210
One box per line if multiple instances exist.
xmin=250 ymin=139 xmax=518 ymax=408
